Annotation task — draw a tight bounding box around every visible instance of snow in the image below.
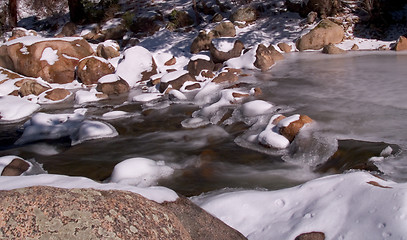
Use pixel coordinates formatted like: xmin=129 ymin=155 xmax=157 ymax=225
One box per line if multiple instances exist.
xmin=15 ymin=109 xmax=117 ymax=145
xmin=258 ymin=114 xmax=290 ymax=149
xmin=133 ymin=93 xmax=163 ymax=102
xmin=160 ymin=70 xmax=189 ymax=83
xmin=109 ymin=157 xmax=174 ymax=187
xmin=278 ymin=114 xmax=300 ymax=127
xmin=0 ymin=96 xmax=40 ymax=122
xmin=3 ymin=36 xmax=83 ymax=47
xmin=192 ymin=171 xmax=407 ymax=240
xmin=242 ymin=100 xmax=274 ymax=117
xmin=116 ymin=46 xmax=155 ymax=87
xmin=40 ymin=47 xmax=59 ymax=65
xmin=212 ymin=38 xmax=236 ymax=52
xmin=190 ymin=54 xmax=211 ymax=61
xmin=75 ymin=89 xmax=107 ymax=105
xmin=98 ymin=74 xmax=119 ymax=83
xmin=0 ymin=174 xmax=178 ymax=203
xmin=225 ymin=47 xmax=257 ymax=70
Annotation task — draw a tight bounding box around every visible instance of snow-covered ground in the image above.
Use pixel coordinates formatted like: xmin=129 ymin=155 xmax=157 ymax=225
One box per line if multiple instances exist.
xmin=1 ymin=0 xmax=407 ymax=239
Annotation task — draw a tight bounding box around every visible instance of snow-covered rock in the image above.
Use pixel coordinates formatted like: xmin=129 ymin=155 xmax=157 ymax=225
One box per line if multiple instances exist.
xmin=109 ymin=158 xmax=174 ymax=187
xmin=116 ymin=46 xmax=157 ymax=87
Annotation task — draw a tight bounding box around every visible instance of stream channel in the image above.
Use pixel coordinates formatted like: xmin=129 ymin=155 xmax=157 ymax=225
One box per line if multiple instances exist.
xmin=1 ymin=51 xmax=407 ymax=197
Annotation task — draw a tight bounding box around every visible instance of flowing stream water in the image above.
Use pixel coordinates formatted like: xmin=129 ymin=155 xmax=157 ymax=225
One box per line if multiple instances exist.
xmin=1 ymin=51 xmax=407 ymax=196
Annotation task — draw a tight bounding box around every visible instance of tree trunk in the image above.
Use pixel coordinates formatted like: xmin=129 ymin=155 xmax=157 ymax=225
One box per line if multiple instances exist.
xmin=9 ymin=0 xmax=17 ymax=28
xmin=68 ymin=0 xmax=84 ymax=24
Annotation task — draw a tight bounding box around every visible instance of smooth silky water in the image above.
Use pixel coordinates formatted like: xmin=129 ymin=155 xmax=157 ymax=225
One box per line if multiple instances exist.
xmin=1 ymin=51 xmax=407 ymax=196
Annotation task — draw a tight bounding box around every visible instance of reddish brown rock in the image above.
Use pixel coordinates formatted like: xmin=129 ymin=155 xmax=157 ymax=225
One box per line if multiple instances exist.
xmin=394 ymin=36 xmax=407 ymax=51
xmin=77 ymin=56 xmax=115 ymax=85
xmin=212 ymin=71 xmax=239 ymax=84
xmin=295 ymin=232 xmax=325 ymax=240
xmin=351 ymin=44 xmax=359 ymax=51
xmin=190 ymin=31 xmax=215 ymax=54
xmin=96 ymin=79 xmax=130 ymax=96
xmin=1 ymin=158 xmax=30 ymax=176
xmin=18 ymin=79 xmax=50 ymax=96
xmin=0 ymin=37 xmax=94 ymax=84
xmin=277 ymin=42 xmax=292 ymax=53
xmin=210 ymin=40 xmax=244 ymax=63
xmin=254 ymin=44 xmax=282 ymax=71
xmin=44 ymin=88 xmax=71 ymax=101
xmin=57 ymin=22 xmax=77 ymax=37
xmin=230 ymin=6 xmax=258 ymax=23
xmin=213 ymin=22 xmax=236 ymax=38
xmin=185 ymin=83 xmax=201 ymax=91
xmin=201 ymin=70 xmax=215 ymax=78
xmin=165 ymin=57 xmax=177 ymax=66
xmin=159 ymin=73 xmax=196 ymax=93
xmin=296 ymin=19 xmax=344 ymax=51
xmin=187 ymin=58 xmax=215 ymax=76
xmin=279 ymin=115 xmax=313 ymax=142
xmin=96 ymin=41 xmax=120 ymax=59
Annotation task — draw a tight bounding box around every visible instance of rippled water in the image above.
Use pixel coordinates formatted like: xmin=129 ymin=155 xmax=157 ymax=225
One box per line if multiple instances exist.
xmin=1 ymin=51 xmax=407 ymax=196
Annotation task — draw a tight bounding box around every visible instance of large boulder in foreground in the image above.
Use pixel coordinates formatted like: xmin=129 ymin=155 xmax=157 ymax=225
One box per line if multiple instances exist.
xmin=0 ymin=36 xmax=94 ymax=84
xmin=296 ymin=19 xmax=344 ymax=51
xmin=0 ymin=186 xmax=246 ymax=240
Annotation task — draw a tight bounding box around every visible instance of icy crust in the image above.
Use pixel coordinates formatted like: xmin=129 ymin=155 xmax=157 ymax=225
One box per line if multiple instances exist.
xmin=0 ymin=174 xmax=178 ymax=203
xmin=0 ymin=96 xmax=40 ymax=122
xmin=193 ymin=171 xmax=407 ymax=240
xmin=15 ymin=109 xmax=118 ymax=145
xmin=109 ymin=158 xmax=174 ymax=187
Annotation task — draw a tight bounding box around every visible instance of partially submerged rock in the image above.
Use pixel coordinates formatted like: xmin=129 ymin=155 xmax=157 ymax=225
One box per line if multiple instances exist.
xmin=44 ymin=88 xmax=71 ymax=101
xmin=277 ymin=42 xmax=292 ymax=53
xmin=296 ymin=19 xmax=344 ymax=51
xmin=393 ymin=36 xmax=407 ymax=51
xmin=322 ymin=44 xmax=347 ymax=54
xmin=187 ymin=58 xmax=215 ymax=76
xmin=1 ymin=158 xmax=30 ymax=176
xmin=254 ymin=44 xmax=284 ymax=71
xmin=159 ymin=71 xmax=196 ymax=93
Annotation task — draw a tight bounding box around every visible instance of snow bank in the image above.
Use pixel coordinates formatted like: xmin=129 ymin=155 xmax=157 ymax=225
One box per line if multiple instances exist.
xmin=193 ymin=171 xmax=407 ymax=240
xmin=109 ymin=157 xmax=174 ymax=187
xmin=0 ymin=96 xmax=40 ymax=122
xmin=0 ymin=174 xmax=178 ymax=203
xmin=15 ymin=109 xmax=117 ymax=145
